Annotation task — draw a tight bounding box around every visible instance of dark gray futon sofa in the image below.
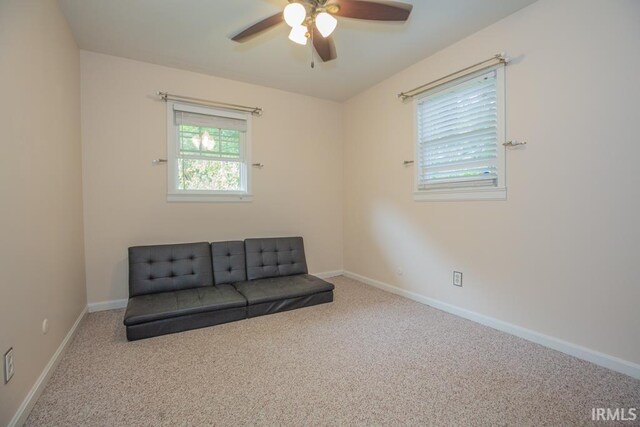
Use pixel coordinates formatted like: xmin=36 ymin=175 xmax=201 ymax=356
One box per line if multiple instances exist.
xmin=123 ymin=237 xmax=334 ymax=340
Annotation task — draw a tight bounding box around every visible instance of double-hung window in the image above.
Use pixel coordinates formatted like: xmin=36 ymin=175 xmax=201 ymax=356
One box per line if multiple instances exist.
xmin=167 ymin=102 xmax=251 ymax=202
xmin=414 ymin=66 xmax=506 ymax=201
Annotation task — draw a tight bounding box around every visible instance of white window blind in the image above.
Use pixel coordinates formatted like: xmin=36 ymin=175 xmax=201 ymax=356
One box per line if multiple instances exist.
xmin=416 ymin=70 xmax=499 ymax=191
xmin=174 ymin=109 xmax=247 ymax=132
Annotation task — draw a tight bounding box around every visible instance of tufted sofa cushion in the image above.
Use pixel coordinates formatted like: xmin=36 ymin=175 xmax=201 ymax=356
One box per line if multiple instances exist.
xmin=124 ymin=285 xmax=247 ymax=326
xmin=128 ymin=242 xmax=213 ymax=297
xmin=211 ymin=241 xmax=247 ymax=285
xmin=245 ymin=237 xmax=308 ymax=281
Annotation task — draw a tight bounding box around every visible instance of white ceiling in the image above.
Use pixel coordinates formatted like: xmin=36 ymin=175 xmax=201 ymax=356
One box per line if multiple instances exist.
xmin=58 ymin=0 xmax=537 ymax=101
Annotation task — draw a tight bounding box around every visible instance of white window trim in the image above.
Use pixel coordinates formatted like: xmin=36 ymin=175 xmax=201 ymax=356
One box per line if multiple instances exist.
xmin=166 ymin=102 xmax=253 ymax=203
xmin=413 ymin=65 xmax=506 ymax=202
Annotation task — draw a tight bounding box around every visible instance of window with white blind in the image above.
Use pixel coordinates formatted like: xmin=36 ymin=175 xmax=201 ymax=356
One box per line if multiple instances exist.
xmin=414 ymin=67 xmax=506 ymax=201
xmin=167 ymin=102 xmax=252 ymax=202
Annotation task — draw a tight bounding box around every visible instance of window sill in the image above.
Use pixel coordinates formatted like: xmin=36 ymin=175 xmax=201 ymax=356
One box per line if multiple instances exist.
xmin=167 ymin=193 xmax=253 ymax=203
xmin=414 ymin=187 xmax=506 ymax=202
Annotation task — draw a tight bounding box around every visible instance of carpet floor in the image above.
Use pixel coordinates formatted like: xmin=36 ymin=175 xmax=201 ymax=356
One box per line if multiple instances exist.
xmin=26 ymin=276 xmax=639 ymax=426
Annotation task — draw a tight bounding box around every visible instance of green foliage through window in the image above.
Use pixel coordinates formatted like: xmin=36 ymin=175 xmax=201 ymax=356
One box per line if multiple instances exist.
xmin=177 ymin=124 xmax=243 ymax=191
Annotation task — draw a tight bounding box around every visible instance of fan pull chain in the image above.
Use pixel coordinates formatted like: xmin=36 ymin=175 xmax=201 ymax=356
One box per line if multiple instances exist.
xmin=310 ymin=28 xmax=315 ymax=69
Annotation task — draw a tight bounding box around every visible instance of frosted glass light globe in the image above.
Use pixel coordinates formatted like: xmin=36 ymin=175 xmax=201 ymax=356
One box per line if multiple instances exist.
xmin=284 ymin=3 xmax=306 ymax=27
xmin=288 ymin=25 xmax=308 ymax=45
xmin=315 ymin=12 xmax=337 ymax=38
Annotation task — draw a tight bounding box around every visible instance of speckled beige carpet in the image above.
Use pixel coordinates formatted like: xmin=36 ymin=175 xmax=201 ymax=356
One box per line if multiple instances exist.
xmin=25 ymin=276 xmax=639 ymax=426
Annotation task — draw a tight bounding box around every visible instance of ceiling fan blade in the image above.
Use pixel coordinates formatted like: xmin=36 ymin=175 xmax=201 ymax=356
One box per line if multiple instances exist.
xmin=331 ymin=0 xmax=412 ymax=21
xmin=312 ymin=28 xmax=337 ymax=62
xmin=231 ymin=13 xmax=284 ymax=42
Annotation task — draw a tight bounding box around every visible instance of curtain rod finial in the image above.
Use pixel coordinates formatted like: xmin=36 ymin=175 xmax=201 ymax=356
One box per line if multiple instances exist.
xmin=497 ymin=52 xmax=510 ymax=63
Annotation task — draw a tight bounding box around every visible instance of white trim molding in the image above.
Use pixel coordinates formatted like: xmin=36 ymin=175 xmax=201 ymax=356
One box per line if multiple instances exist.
xmin=87 ymin=298 xmax=128 ymax=313
xmin=343 ymin=270 xmax=640 ymax=380
xmin=313 ymin=270 xmax=344 ymax=279
xmin=414 ymin=187 xmax=506 ymax=201
xmin=167 ymin=193 xmax=253 ymax=203
xmin=9 ymin=307 xmax=87 ymax=427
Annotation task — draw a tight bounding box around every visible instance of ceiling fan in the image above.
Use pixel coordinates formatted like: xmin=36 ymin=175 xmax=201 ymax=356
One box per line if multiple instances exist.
xmin=230 ymin=0 xmax=413 ymax=66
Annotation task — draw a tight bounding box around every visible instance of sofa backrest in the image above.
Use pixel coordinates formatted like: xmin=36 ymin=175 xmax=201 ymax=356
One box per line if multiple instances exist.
xmin=211 ymin=241 xmax=247 ymax=285
xmin=245 ymin=237 xmax=308 ymax=281
xmin=128 ymin=242 xmax=213 ymax=297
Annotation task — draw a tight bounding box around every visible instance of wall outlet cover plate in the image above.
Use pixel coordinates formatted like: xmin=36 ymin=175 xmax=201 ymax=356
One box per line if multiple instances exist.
xmin=4 ymin=347 xmax=15 ymax=383
xmin=453 ymin=271 xmax=463 ymax=287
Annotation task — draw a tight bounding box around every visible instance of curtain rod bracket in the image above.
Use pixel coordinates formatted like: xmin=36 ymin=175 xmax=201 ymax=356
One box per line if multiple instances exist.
xmin=503 ymin=140 xmax=527 ymax=147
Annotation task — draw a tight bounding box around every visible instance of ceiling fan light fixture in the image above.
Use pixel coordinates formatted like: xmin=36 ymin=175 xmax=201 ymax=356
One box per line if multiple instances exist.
xmin=315 ymin=12 xmax=337 ymax=38
xmin=283 ymin=2 xmax=306 ymax=27
xmin=230 ymin=0 xmax=413 ymax=65
xmin=288 ymin=24 xmax=308 ymax=45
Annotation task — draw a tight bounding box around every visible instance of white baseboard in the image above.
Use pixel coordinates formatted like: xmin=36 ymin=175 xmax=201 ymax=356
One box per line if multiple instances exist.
xmin=86 ymin=271 xmax=343 ymax=313
xmin=9 ymin=306 xmax=87 ymax=427
xmin=87 ymin=298 xmax=127 ymax=313
xmin=313 ymin=270 xmax=344 ymax=279
xmin=343 ymin=270 xmax=640 ymax=380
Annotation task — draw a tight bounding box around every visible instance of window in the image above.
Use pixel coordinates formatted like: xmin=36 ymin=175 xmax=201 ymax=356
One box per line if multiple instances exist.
xmin=414 ymin=66 xmax=505 ymax=201
xmin=167 ymin=102 xmax=252 ymax=202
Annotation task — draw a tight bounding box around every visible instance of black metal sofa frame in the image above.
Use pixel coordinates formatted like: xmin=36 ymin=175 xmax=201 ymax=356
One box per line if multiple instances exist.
xmin=123 ymin=237 xmax=334 ymax=341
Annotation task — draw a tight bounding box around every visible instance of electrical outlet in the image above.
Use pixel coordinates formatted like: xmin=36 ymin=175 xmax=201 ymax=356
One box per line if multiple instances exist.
xmin=4 ymin=348 xmax=14 ymax=384
xmin=453 ymin=271 xmax=463 ymax=287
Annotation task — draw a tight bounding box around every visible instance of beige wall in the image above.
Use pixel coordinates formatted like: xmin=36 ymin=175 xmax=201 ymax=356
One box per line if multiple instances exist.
xmin=2 ymin=3 xmax=637 ymax=423
xmin=344 ymin=0 xmax=640 ymax=365
xmin=0 ymin=0 xmax=86 ymax=424
xmin=81 ymin=51 xmax=344 ymax=304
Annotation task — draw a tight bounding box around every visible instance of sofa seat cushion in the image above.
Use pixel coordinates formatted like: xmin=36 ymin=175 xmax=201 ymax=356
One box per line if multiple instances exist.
xmin=233 ymin=274 xmax=335 ymax=305
xmin=124 ymin=285 xmax=247 ymax=326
